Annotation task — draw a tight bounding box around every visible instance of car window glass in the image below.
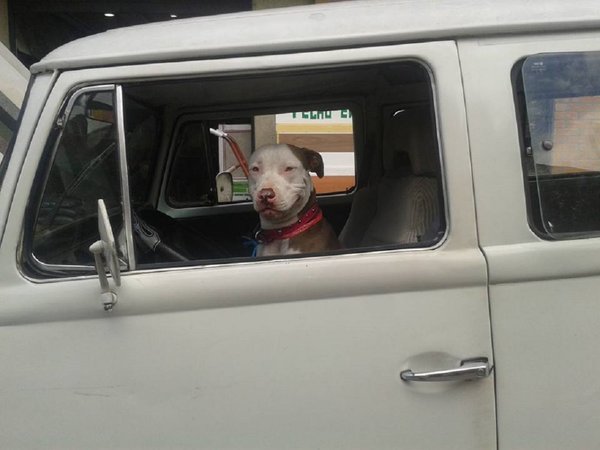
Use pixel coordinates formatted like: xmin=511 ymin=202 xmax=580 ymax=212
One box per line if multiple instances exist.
xmin=32 ymin=89 xmax=123 ymax=267
xmin=521 ymin=52 xmax=600 ymax=238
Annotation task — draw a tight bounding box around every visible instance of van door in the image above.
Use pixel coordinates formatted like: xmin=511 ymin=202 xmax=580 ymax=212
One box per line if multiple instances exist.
xmin=0 ymin=42 xmax=495 ymax=449
xmin=460 ymin=34 xmax=600 ymax=449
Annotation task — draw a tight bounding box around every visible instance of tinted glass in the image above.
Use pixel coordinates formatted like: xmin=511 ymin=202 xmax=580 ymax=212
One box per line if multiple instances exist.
xmin=522 ymin=52 xmax=600 ymax=238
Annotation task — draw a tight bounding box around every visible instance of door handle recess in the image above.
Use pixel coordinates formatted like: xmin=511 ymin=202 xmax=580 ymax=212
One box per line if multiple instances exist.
xmin=400 ymin=357 xmax=493 ymax=382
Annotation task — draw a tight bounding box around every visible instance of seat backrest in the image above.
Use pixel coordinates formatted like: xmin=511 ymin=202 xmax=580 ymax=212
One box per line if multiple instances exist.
xmin=361 ymin=176 xmax=439 ymax=246
xmin=339 ymin=105 xmax=442 ymax=248
xmin=338 ymin=184 xmax=377 ymax=248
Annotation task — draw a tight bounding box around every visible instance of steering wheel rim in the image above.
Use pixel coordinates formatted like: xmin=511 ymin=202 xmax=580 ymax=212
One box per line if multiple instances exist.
xmin=132 ymin=210 xmax=231 ymax=262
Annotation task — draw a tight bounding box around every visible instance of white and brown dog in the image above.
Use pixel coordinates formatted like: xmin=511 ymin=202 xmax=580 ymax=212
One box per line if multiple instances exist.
xmin=248 ymin=144 xmax=341 ymax=256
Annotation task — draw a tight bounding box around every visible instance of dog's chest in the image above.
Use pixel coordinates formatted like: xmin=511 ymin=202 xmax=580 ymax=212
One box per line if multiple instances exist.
xmin=257 ymin=239 xmax=301 ymax=256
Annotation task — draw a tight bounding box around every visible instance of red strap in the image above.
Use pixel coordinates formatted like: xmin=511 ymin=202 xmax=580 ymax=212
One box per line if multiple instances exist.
xmin=256 ymin=203 xmax=323 ymax=243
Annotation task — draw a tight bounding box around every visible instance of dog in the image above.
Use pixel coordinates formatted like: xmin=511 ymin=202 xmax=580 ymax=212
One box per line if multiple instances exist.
xmin=248 ymin=144 xmax=341 ymax=256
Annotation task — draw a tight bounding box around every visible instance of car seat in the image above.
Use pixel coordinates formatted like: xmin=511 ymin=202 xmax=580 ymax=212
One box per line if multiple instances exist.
xmin=339 ymin=105 xmax=443 ymax=248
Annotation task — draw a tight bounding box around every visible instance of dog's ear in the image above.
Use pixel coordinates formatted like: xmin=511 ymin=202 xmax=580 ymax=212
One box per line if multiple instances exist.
xmin=304 ymin=149 xmax=325 ymax=178
xmin=289 ymin=145 xmax=325 ymax=178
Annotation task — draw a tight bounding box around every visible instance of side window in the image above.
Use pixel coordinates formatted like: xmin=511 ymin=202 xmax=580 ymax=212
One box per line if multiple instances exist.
xmin=26 ymin=60 xmax=447 ymax=276
xmin=31 ymin=88 xmax=123 ymax=268
xmin=518 ymin=52 xmax=600 ymax=238
xmin=128 ymin=61 xmax=445 ymax=267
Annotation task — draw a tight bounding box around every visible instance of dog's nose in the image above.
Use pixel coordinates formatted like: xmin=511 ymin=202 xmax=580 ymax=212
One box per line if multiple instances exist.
xmin=258 ymin=188 xmax=276 ymax=202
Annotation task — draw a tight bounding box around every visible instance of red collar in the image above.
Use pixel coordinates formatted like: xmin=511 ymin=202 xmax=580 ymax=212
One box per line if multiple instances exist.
xmin=256 ymin=202 xmax=323 ymax=244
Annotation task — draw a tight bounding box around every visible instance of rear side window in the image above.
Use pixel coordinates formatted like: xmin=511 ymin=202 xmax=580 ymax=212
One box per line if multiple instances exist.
xmin=517 ymin=52 xmax=600 ymax=239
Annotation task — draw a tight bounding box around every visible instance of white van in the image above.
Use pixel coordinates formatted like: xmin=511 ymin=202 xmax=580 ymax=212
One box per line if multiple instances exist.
xmin=1 ymin=1 xmax=600 ymax=448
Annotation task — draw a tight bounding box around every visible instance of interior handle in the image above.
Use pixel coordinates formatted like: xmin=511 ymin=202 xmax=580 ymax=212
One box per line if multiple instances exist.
xmin=400 ymin=357 xmax=493 ymax=382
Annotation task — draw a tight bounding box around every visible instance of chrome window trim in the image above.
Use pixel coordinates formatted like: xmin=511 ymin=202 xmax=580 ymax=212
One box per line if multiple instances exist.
xmin=115 ymin=85 xmax=136 ymax=270
xmin=30 ymin=252 xmax=95 ymax=273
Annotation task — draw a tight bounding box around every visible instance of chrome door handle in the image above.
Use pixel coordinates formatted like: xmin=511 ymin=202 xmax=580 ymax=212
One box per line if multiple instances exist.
xmin=400 ymin=357 xmax=493 ymax=382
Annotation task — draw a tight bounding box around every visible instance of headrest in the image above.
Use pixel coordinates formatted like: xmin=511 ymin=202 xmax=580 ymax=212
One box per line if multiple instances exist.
xmin=382 ymin=106 xmax=438 ymax=176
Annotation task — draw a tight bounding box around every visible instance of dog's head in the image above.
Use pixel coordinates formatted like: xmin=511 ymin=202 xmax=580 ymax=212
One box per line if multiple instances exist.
xmin=248 ymin=144 xmax=324 ymax=228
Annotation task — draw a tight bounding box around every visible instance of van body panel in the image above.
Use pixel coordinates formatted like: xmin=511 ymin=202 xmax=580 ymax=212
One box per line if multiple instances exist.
xmin=0 ymin=41 xmax=496 ymax=448
xmin=460 ymin=33 xmax=600 ymax=449
xmin=32 ymin=0 xmax=600 ymax=74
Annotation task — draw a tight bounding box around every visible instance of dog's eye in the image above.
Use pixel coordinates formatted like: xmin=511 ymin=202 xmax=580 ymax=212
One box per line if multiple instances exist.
xmin=251 ymin=166 xmax=259 ymax=172
xmin=285 ymin=166 xmax=296 ymax=172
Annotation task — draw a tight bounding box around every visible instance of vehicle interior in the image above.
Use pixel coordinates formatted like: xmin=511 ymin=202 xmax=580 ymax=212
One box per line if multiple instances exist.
xmin=28 ymin=60 xmax=447 ymax=275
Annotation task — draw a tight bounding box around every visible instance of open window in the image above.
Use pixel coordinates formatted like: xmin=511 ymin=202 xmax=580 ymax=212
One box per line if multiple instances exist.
xmin=25 ymin=59 xmax=446 ymax=276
